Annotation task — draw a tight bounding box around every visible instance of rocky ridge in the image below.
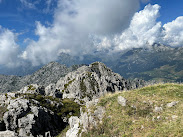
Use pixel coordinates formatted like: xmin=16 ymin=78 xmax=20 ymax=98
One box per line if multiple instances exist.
xmin=0 ymin=62 xmax=146 ymax=137
xmin=0 ymin=62 xmax=83 ymax=93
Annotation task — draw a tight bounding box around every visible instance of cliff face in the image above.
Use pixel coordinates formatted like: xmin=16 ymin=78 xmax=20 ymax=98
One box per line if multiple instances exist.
xmin=0 ymin=62 xmax=146 ymax=137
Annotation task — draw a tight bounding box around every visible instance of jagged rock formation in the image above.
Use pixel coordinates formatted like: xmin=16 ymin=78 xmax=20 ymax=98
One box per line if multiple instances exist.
xmin=0 ymin=61 xmax=146 ymax=136
xmin=0 ymin=62 xmax=83 ymax=93
xmin=45 ymin=62 xmax=146 ymax=101
xmin=0 ymin=93 xmax=66 ymax=137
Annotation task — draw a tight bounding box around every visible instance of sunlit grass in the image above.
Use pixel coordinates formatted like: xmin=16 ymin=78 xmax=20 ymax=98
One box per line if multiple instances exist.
xmin=82 ymin=83 xmax=183 ymax=137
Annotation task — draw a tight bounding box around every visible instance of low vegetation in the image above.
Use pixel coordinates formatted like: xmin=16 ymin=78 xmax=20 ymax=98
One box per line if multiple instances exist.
xmin=0 ymin=106 xmax=7 ymax=120
xmin=82 ymin=83 xmax=183 ymax=136
xmin=24 ymin=93 xmax=81 ymax=119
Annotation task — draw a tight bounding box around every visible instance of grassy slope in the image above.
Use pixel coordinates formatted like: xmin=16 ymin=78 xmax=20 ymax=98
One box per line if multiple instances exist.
xmin=139 ymin=65 xmax=183 ymax=82
xmin=82 ymin=83 xmax=183 ymax=137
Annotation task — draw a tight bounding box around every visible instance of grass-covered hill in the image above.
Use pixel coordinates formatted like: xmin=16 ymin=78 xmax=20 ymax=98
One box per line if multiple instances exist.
xmin=79 ymin=83 xmax=183 ymax=137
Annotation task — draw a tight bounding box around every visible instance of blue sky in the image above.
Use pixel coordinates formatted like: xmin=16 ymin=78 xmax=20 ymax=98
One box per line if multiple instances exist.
xmin=0 ymin=0 xmax=182 ymax=45
xmin=0 ymin=0 xmax=183 ymax=67
xmin=147 ymin=0 xmax=183 ymax=24
xmin=0 ymin=0 xmax=56 ymax=49
xmin=0 ymin=0 xmax=183 ymax=48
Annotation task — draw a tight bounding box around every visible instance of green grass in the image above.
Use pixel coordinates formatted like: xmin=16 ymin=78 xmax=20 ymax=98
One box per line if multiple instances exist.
xmin=82 ymin=83 xmax=183 ymax=137
xmin=140 ymin=65 xmax=183 ymax=82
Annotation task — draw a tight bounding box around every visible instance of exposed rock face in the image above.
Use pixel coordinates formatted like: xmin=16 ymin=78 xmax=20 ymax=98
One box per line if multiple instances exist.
xmin=0 ymin=130 xmax=16 ymax=137
xmin=0 ymin=93 xmax=65 ymax=137
xmin=0 ymin=62 xmax=83 ymax=93
xmin=66 ymin=116 xmax=80 ymax=137
xmin=0 ymin=61 xmax=147 ymax=137
xmin=47 ymin=62 xmax=146 ymax=101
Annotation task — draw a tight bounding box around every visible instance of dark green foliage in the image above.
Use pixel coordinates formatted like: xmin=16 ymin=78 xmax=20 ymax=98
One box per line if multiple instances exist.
xmin=24 ymin=93 xmax=81 ymax=118
xmin=27 ymin=85 xmax=36 ymax=91
xmin=58 ymin=98 xmax=81 ymax=118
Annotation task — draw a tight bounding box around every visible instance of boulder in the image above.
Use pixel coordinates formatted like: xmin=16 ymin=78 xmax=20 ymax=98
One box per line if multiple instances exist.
xmin=167 ymin=101 xmax=179 ymax=108
xmin=117 ymin=96 xmax=127 ymax=106
xmin=154 ymin=107 xmax=163 ymax=113
xmin=66 ymin=116 xmax=80 ymax=137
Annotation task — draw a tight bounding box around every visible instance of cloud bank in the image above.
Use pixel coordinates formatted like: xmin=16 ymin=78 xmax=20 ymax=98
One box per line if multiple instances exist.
xmin=0 ymin=27 xmax=20 ymax=67
xmin=21 ymin=0 xmax=140 ymax=65
xmin=1 ymin=1 xmax=183 ymax=67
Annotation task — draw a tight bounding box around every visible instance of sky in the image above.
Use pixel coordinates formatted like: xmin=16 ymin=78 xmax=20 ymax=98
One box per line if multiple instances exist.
xmin=0 ymin=0 xmax=183 ymax=67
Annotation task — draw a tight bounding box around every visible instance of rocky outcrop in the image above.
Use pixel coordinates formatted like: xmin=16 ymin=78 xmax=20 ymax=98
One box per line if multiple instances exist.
xmin=0 ymin=62 xmax=147 ymax=136
xmin=66 ymin=116 xmax=80 ymax=137
xmin=0 ymin=130 xmax=16 ymax=137
xmin=0 ymin=93 xmax=66 ymax=137
xmin=46 ymin=62 xmax=146 ymax=102
xmin=167 ymin=101 xmax=179 ymax=108
xmin=117 ymin=96 xmax=127 ymax=106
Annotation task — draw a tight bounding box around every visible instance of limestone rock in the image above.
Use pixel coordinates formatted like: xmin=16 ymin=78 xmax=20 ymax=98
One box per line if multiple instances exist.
xmin=154 ymin=107 xmax=163 ymax=113
xmin=66 ymin=116 xmax=80 ymax=137
xmin=117 ymin=96 xmax=127 ymax=106
xmin=167 ymin=101 xmax=179 ymax=108
xmin=94 ymin=106 xmax=105 ymax=122
xmin=52 ymin=62 xmax=142 ymax=102
xmin=2 ymin=97 xmax=64 ymax=137
xmin=0 ymin=130 xmax=16 ymax=137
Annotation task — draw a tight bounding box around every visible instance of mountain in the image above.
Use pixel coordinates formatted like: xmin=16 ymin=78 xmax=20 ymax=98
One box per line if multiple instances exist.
xmin=0 ymin=62 xmax=83 ymax=93
xmin=56 ymin=43 xmax=183 ymax=82
xmin=112 ymin=44 xmax=183 ymax=82
xmin=0 ymin=62 xmax=146 ymax=137
xmin=1 ymin=43 xmax=183 ymax=83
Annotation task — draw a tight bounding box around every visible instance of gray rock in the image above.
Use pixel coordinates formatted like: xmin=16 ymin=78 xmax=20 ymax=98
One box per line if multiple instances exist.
xmin=2 ymin=97 xmax=64 ymax=137
xmin=53 ymin=62 xmax=140 ymax=102
xmin=167 ymin=101 xmax=179 ymax=108
xmin=0 ymin=130 xmax=16 ymax=137
xmin=94 ymin=106 xmax=106 ymax=122
xmin=154 ymin=107 xmax=163 ymax=113
xmin=117 ymin=96 xmax=127 ymax=106
xmin=66 ymin=116 xmax=80 ymax=137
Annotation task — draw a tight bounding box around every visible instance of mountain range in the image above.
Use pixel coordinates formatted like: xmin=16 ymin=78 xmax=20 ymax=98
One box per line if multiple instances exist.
xmin=0 ymin=62 xmax=146 ymax=137
xmin=1 ymin=43 xmax=182 ymax=83
xmin=0 ymin=61 xmax=182 ymax=136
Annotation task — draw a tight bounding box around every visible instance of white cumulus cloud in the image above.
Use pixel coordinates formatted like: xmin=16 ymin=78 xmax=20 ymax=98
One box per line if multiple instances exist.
xmin=111 ymin=4 xmax=162 ymax=51
xmin=1 ymin=2 xmax=183 ymax=67
xmin=21 ymin=0 xmax=140 ymax=65
xmin=163 ymin=16 xmax=183 ymax=47
xmin=0 ymin=26 xmax=20 ymax=67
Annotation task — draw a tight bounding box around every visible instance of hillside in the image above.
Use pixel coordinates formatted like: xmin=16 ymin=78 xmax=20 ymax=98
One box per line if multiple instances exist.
xmin=67 ymin=83 xmax=183 ymax=137
xmin=112 ymin=44 xmax=183 ymax=82
xmin=0 ymin=62 xmax=146 ymax=137
xmin=0 ymin=61 xmax=182 ymax=137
